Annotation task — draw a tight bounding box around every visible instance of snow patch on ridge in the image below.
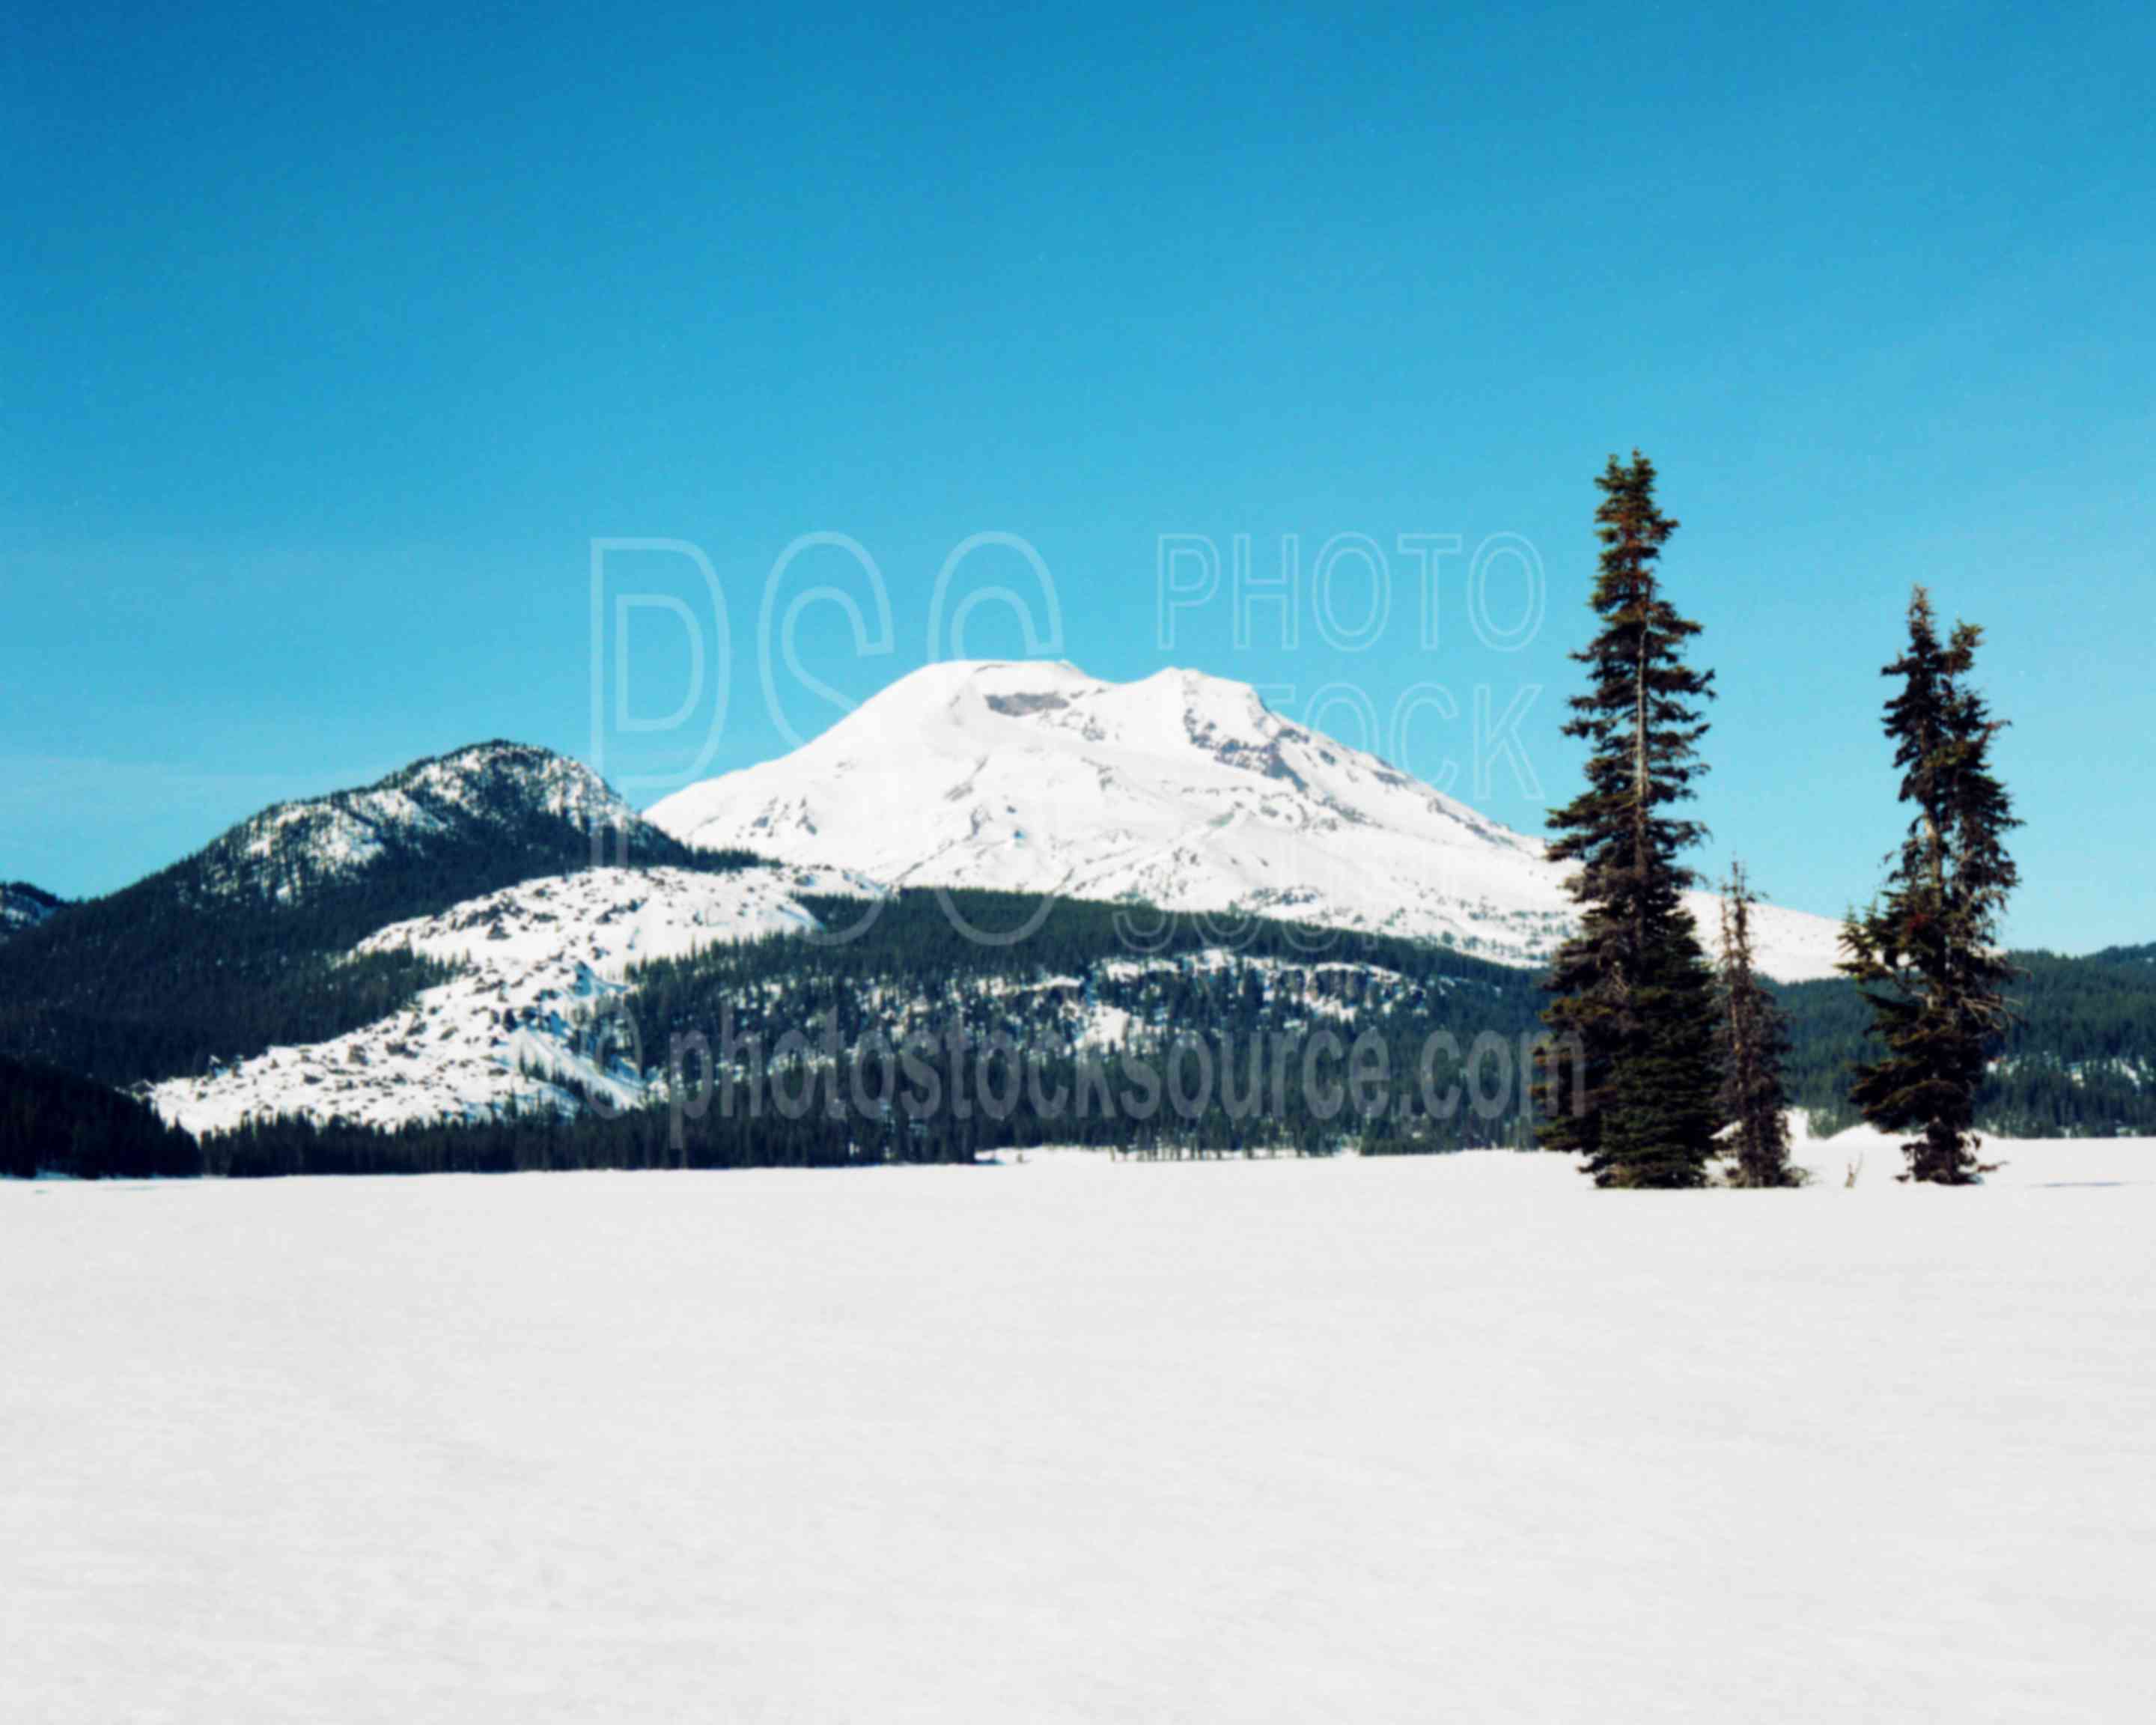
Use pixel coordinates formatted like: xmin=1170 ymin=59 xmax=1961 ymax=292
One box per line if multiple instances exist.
xmin=150 ymin=865 xmax=846 ymax=1134
xmin=0 ymin=881 xmax=64 ymax=940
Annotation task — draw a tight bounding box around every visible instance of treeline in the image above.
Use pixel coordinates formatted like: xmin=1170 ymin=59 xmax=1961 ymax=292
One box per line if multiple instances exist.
xmin=633 ymin=886 xmax=1545 ymax=1044
xmin=12 ymin=875 xmax=2154 ymax=1179
xmin=7 ymin=885 xmax=1558 ymax=1177
xmin=0 ymin=1053 xmax=200 ymax=1179
xmin=1779 ymin=943 xmax=2156 ymax=1137
xmin=197 ymin=1029 xmax=1535 ymax=1179
xmin=200 ymin=1086 xmax=969 ymax=1177
xmin=624 ymin=892 xmax=1553 ymax=1159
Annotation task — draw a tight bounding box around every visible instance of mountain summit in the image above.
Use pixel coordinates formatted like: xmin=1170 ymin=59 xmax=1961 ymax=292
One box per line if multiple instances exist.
xmin=0 ymin=741 xmax=734 ymax=1084
xmin=648 ymin=660 xmax=1842 ymax=978
xmin=182 ymin=740 xmax=666 ymax=907
xmin=0 ymin=881 xmax=64 ymax=942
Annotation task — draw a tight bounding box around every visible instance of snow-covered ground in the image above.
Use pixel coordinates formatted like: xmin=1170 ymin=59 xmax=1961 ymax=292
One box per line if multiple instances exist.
xmin=5 ymin=1138 xmax=2152 ymax=1722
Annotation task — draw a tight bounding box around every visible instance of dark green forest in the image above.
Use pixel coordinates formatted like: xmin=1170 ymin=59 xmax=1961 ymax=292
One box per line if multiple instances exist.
xmin=1 ymin=1053 xmax=200 ymax=1179
xmin=1779 ymin=943 xmax=2156 ymax=1137
xmin=8 ymin=873 xmax=2151 ymax=1179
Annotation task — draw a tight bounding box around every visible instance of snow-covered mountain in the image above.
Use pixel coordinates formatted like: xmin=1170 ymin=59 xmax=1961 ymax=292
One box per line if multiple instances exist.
xmin=0 ymin=739 xmax=770 ymax=1091
xmin=649 ymin=660 xmax=1845 ymax=980
xmin=151 ymin=864 xmax=864 ymax=1134
xmin=182 ymin=740 xmax=673 ymax=907
xmin=0 ymin=882 xmax=63 ymax=942
xmin=76 ymin=674 xmax=1848 ymax=1138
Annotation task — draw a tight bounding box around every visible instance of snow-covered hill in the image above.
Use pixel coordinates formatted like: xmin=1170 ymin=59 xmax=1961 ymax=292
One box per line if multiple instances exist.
xmin=150 ymin=865 xmax=860 ymax=1134
xmin=185 ymin=740 xmax=669 ymax=907
xmin=0 ymin=739 xmax=776 ymax=1092
xmin=650 ymin=660 xmax=1844 ymax=979
xmin=0 ymin=881 xmax=63 ymax=941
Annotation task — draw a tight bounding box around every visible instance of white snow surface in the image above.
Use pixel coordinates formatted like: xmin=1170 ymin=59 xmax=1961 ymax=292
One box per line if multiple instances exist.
xmin=649 ymin=659 xmax=1845 ymax=979
xmin=5 ymin=1137 xmax=2154 ymax=1722
xmin=147 ymin=865 xmax=848 ymax=1134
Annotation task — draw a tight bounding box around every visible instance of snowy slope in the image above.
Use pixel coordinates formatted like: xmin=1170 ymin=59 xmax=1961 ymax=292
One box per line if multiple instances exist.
xmin=148 ymin=865 xmax=857 ymax=1134
xmin=650 ymin=660 xmax=1845 ymax=979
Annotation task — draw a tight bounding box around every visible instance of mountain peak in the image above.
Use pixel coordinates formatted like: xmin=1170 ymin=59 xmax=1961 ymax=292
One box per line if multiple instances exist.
xmin=181 ymin=742 xmax=658 ymax=909
xmin=0 ymin=743 xmax=749 ymax=1086
xmin=0 ymin=881 xmax=64 ymax=942
xmin=848 ymin=657 xmax=1091 ymax=714
xmin=813 ymin=659 xmax=1279 ymax=760
xmin=648 ymin=657 xmax=1843 ymax=978
xmin=7 ymin=739 xmax=724 ymax=949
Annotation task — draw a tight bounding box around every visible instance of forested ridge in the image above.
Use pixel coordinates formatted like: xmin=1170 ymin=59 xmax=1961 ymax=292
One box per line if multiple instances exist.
xmin=0 ymin=743 xmax=758 ymax=1086
xmin=1 ymin=1053 xmax=200 ymax=1179
xmin=1779 ymin=946 xmax=2156 ymax=1137
xmin=7 ymin=871 xmax=2150 ymax=1178
xmin=0 ymin=693 xmax=2143 ymax=1183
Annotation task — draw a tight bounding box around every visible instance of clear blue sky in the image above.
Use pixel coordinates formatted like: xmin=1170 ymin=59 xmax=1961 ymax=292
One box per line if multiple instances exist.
xmin=4 ymin=1 xmax=2152 ymax=951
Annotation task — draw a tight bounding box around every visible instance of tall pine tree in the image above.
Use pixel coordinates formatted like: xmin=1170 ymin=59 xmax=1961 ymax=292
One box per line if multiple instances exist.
xmin=1716 ymin=860 xmax=1797 ymax=1187
xmin=1535 ymin=452 xmax=1723 ymax=1187
xmin=1840 ymin=586 xmax=2020 ymax=1184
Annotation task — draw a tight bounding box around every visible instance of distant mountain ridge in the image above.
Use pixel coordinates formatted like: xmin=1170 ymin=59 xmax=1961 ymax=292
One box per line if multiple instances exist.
xmin=0 ymin=741 xmax=755 ymax=1085
xmin=176 ymin=740 xmax=669 ymax=907
xmin=0 ymin=881 xmax=64 ymax=941
xmin=650 ymin=660 xmax=1846 ymax=979
xmin=7 ymin=717 xmax=2151 ymax=1159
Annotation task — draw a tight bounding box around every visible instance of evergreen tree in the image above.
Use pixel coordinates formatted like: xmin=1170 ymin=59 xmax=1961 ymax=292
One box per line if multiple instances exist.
xmin=0 ymin=1053 xmax=200 ymax=1179
xmin=1716 ymin=861 xmax=1797 ymax=1187
xmin=1535 ymin=452 xmax=1723 ymax=1187
xmin=1840 ymin=587 xmax=2021 ymax=1183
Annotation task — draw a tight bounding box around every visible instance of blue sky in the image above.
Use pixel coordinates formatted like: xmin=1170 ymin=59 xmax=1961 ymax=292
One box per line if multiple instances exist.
xmin=4 ymin=1 xmax=2152 ymax=951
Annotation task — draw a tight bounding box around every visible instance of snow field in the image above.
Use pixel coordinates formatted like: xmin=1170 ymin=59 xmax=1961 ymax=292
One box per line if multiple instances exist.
xmin=4 ymin=1139 xmax=2152 ymax=1722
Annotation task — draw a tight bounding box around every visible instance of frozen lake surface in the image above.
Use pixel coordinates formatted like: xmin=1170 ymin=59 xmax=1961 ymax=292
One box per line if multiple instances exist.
xmin=6 ymin=1137 xmax=2154 ymax=1722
